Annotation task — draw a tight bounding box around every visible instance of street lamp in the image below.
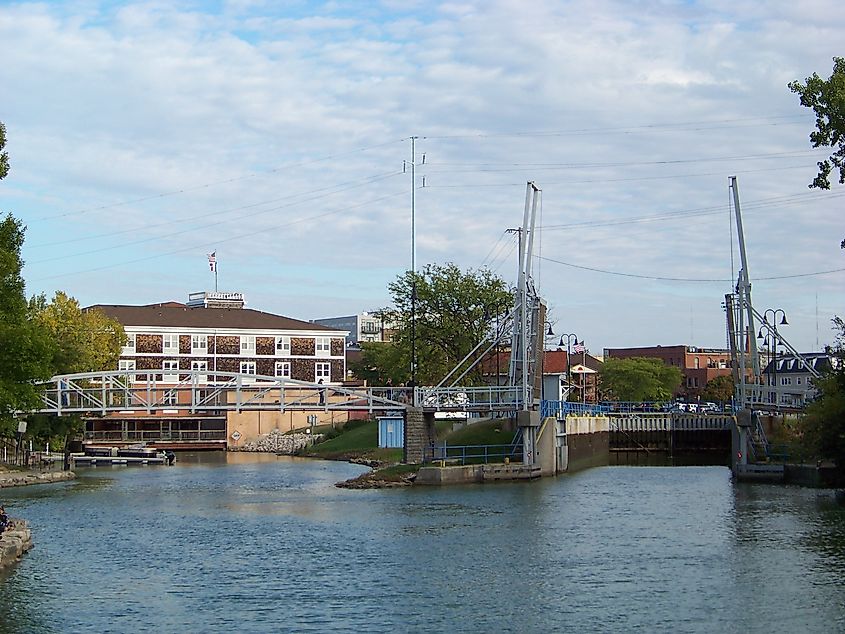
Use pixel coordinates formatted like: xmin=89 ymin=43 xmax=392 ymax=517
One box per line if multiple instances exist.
xmin=757 ymin=308 xmax=787 ymax=407
xmin=558 ymin=333 xmax=579 ymax=402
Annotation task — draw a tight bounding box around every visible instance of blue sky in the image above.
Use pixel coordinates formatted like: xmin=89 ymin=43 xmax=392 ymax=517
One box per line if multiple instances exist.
xmin=1 ymin=0 xmax=843 ymax=354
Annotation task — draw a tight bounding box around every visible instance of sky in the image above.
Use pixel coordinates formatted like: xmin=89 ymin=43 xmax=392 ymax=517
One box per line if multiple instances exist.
xmin=1 ymin=0 xmax=843 ymax=355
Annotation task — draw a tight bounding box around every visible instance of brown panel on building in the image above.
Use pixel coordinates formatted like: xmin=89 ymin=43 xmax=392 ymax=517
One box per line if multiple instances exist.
xmin=216 ymin=336 xmax=240 ymax=355
xmin=135 ymin=356 xmax=162 ymax=370
xmin=179 ymin=335 xmax=191 ymax=354
xmin=331 ymin=359 xmax=344 ymax=381
xmin=256 ymin=337 xmax=275 ymax=356
xmin=136 ymin=334 xmax=162 ymax=354
xmin=215 ymin=357 xmax=240 ymax=373
xmin=292 ymin=359 xmax=315 ymax=381
xmin=331 ymin=338 xmax=344 ymax=356
xmin=257 ymin=359 xmax=275 ymax=376
xmin=292 ymin=337 xmax=314 ymax=356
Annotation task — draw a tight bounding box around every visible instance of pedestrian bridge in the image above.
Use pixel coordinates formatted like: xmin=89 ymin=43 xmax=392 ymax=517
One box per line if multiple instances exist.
xmin=35 ymin=370 xmax=525 ymax=416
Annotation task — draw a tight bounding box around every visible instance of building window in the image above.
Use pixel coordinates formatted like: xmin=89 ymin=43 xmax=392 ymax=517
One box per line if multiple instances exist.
xmin=781 ymin=377 xmax=792 ymax=386
xmin=162 ymin=360 xmax=179 ymax=383
xmin=191 ymin=334 xmax=207 ymax=355
xmin=241 ymin=335 xmax=256 ymax=355
xmin=316 ymin=337 xmax=331 ymax=356
xmin=163 ymin=334 xmax=179 ymax=353
xmin=315 ymin=362 xmax=331 ymax=382
xmin=694 ymin=357 xmax=700 ymax=369
xmin=191 ymin=360 xmax=208 ymax=382
xmin=276 ymin=336 xmax=291 ymax=354
xmin=797 ymin=377 xmax=802 ymax=385
xmin=275 ymin=361 xmax=291 ymax=378
xmin=119 ymin=359 xmax=136 ymax=382
xmin=122 ymin=334 xmax=136 ymax=355
xmin=163 ymin=390 xmax=178 ymax=406
xmin=240 ymin=361 xmax=256 ymax=375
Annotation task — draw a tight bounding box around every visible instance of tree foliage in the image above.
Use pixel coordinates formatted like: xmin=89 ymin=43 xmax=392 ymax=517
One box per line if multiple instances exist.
xmin=351 ymin=263 xmax=512 ymax=385
xmin=702 ymin=374 xmax=734 ymax=403
xmin=599 ymin=357 xmax=682 ymax=402
xmin=789 ymin=57 xmax=845 ymax=190
xmin=0 ymin=214 xmax=56 ymax=429
xmin=30 ymin=291 xmax=125 ymax=375
xmin=0 ymin=122 xmax=9 ymax=181
xmin=801 ymin=317 xmax=845 ymax=468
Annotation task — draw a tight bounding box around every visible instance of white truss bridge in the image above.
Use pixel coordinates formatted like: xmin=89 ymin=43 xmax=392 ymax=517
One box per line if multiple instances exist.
xmin=35 ymin=370 xmax=525 ymax=416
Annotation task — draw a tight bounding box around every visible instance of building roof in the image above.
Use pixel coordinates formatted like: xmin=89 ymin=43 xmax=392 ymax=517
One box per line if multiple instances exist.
xmin=89 ymin=303 xmax=343 ymax=332
xmin=762 ymin=353 xmax=831 ymax=375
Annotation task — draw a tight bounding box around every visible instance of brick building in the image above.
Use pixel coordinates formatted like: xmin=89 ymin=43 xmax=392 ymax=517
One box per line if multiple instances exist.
xmin=603 ymin=345 xmax=732 ymax=399
xmin=84 ymin=292 xmax=348 ymax=448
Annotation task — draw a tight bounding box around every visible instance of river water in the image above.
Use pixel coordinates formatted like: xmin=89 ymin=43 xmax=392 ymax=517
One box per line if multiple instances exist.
xmin=1 ymin=454 xmax=844 ymax=633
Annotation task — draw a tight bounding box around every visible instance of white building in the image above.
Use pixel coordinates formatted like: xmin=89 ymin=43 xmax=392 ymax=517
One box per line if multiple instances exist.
xmin=312 ymin=312 xmax=392 ymax=347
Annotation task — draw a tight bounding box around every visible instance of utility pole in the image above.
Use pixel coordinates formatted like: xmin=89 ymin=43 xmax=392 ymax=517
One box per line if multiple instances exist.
xmin=409 ymin=137 xmax=419 ymax=396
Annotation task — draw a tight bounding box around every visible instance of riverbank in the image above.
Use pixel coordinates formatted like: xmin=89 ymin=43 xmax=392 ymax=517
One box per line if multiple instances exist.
xmin=0 ymin=468 xmax=76 ymax=488
xmin=0 ymin=518 xmax=33 ymax=570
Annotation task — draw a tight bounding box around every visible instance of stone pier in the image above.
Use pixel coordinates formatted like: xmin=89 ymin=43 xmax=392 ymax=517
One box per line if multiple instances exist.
xmin=404 ymin=407 xmax=435 ymax=464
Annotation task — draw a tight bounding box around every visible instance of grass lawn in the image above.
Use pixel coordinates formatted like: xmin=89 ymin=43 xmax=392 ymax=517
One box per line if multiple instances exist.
xmin=442 ymin=418 xmax=517 ymax=446
xmin=303 ymin=420 xmax=402 ymax=462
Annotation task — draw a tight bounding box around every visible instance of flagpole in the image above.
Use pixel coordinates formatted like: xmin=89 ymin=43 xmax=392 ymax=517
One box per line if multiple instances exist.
xmin=215 ymin=257 xmax=218 ymax=292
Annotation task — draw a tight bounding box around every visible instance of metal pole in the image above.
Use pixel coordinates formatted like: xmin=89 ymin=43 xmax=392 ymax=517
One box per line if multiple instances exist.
xmin=410 ymin=136 xmax=418 ymax=394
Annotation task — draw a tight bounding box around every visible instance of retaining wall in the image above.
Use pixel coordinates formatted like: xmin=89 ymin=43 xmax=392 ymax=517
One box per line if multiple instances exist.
xmin=0 ymin=519 xmax=33 ymax=570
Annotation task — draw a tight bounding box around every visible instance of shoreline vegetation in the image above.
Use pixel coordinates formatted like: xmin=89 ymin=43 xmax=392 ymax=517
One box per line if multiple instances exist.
xmin=298 ymin=418 xmax=514 ymax=488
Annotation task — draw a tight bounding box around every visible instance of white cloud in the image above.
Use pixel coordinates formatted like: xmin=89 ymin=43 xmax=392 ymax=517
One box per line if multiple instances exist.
xmin=0 ymin=0 xmax=842 ymax=353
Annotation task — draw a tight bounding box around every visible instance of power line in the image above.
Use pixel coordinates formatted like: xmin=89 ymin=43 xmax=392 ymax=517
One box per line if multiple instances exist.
xmin=30 ymin=189 xmax=409 ymax=282
xmin=423 ymin=163 xmax=822 ymax=189
xmin=420 ymin=115 xmax=809 ymax=140
xmin=423 ymin=149 xmax=820 ymax=170
xmin=536 ymin=190 xmax=845 ymax=232
xmin=536 ymin=255 xmax=845 ymax=283
xmin=27 ymin=170 xmax=402 ymax=250
xmin=28 ymin=138 xmax=406 ymax=223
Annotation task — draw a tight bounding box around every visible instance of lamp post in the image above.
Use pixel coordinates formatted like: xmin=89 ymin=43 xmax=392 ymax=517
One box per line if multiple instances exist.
xmin=758 ymin=308 xmax=788 ymax=407
xmin=558 ymin=333 xmax=579 ymax=402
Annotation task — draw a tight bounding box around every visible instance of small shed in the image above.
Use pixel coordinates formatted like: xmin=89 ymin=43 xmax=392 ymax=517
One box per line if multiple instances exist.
xmin=378 ymin=416 xmax=405 ymax=448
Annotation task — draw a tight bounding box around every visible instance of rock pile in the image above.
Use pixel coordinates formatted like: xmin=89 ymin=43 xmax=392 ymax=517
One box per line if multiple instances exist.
xmin=235 ymin=429 xmax=323 ymax=454
xmin=0 ymin=519 xmax=33 ymax=570
xmin=0 ymin=470 xmax=75 ymax=488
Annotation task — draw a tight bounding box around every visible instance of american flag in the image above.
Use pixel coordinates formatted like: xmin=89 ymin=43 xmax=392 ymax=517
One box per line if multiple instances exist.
xmin=208 ymin=251 xmax=217 ymax=272
xmin=573 ymin=341 xmax=586 ymax=354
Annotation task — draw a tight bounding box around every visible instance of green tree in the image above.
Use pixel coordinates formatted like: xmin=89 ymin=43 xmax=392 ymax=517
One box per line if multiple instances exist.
xmin=599 ymin=357 xmax=682 ymax=402
xmin=0 ymin=214 xmax=56 ymax=430
xmin=702 ymin=374 xmax=734 ymax=403
xmin=0 ymin=122 xmax=9 ymax=180
xmin=30 ymin=291 xmax=125 ymax=374
xmin=353 ymin=263 xmax=512 ymax=385
xmin=789 ymin=57 xmax=845 ymax=191
xmin=801 ymin=317 xmax=845 ymax=470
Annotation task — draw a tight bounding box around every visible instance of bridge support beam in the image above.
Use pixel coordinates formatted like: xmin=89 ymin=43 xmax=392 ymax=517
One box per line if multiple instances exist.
xmin=404 ymin=408 xmax=435 ymax=464
xmin=518 ymin=410 xmax=541 ymax=466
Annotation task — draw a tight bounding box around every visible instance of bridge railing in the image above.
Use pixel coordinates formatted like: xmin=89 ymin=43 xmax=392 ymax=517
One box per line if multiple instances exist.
xmin=416 ymin=385 xmax=523 ymax=411
xmin=83 ymin=430 xmax=227 ymax=443
xmin=423 ymin=442 xmax=524 ymax=465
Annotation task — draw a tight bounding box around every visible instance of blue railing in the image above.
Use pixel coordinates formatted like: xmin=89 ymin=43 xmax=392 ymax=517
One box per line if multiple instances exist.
xmin=541 ymin=400 xmax=736 ymax=417
xmin=423 ymin=442 xmax=523 ymax=465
